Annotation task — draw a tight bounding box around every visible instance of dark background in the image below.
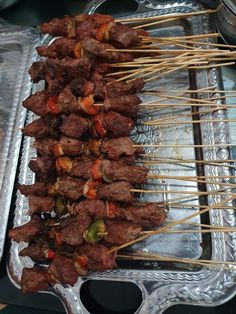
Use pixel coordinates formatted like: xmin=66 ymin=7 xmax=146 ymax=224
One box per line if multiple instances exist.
xmin=0 ymin=0 xmax=235 ymax=313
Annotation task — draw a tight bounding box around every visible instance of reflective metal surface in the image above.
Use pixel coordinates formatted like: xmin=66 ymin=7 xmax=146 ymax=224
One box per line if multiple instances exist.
xmin=7 ymin=1 xmax=236 ymax=313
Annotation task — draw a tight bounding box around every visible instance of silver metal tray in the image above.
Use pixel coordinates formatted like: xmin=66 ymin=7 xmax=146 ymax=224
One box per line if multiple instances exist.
xmin=0 ymin=24 xmax=40 ymax=261
xmin=7 ymin=1 xmax=236 ymax=313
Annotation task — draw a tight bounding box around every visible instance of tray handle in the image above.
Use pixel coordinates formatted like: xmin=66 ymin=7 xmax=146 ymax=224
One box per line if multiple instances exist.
xmin=83 ymin=0 xmax=157 ymax=15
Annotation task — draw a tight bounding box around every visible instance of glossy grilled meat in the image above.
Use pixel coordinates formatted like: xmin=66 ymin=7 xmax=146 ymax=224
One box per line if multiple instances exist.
xmin=19 ymin=242 xmax=49 ymax=262
xmin=97 ymin=181 xmax=134 ymax=202
xmin=22 ymin=117 xmax=60 ymax=139
xmin=104 ymin=94 xmax=141 ymax=117
xmin=37 ymin=38 xmax=77 ymax=59
xmin=18 ymin=182 xmax=48 ymax=196
xmin=22 ymin=91 xmax=50 ymax=117
xmin=28 ymin=195 xmax=55 ymax=215
xmin=101 ymin=137 xmax=137 ymax=160
xmin=28 ymin=156 xmax=56 ymax=182
xmin=60 ymin=114 xmax=90 ymax=139
xmin=55 ymin=176 xmax=85 ymax=201
xmin=21 ymin=267 xmax=50 ymax=294
xmin=9 ymin=217 xmax=44 ymax=243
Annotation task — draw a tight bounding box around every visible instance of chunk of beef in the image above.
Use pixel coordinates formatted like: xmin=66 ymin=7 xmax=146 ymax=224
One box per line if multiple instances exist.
xmin=19 ymin=242 xmax=49 ymax=262
xmin=60 ymin=114 xmax=89 ymax=139
xmin=69 ymin=158 xmax=93 ymax=179
xmin=69 ymin=78 xmax=95 ymax=97
xmin=21 ymin=267 xmax=50 ymax=294
xmin=9 ymin=217 xmax=44 ymax=243
xmin=22 ymin=91 xmax=49 ymax=117
xmin=57 ymin=136 xmax=85 ymax=156
xmin=28 ymin=61 xmax=46 ymax=83
xmin=101 ymin=137 xmax=136 ymax=160
xmin=34 ymin=138 xmax=58 ymax=156
xmin=28 ymin=156 xmax=55 ymax=182
xmin=37 ymin=38 xmax=77 ymax=59
xmin=55 ymin=176 xmax=85 ymax=201
xmin=97 ymin=181 xmax=133 ymax=202
xmin=40 ymin=16 xmax=73 ymax=36
xmin=18 ymin=182 xmax=48 ymax=196
xmin=70 ymin=199 xmax=106 ymax=218
xmin=57 ymin=86 xmax=79 ymax=114
xmin=28 ymin=195 xmax=55 ymax=215
xmin=108 ymin=23 xmax=141 ymax=48
xmin=104 ymin=220 xmax=142 ymax=245
xmin=104 ymin=94 xmax=141 ymax=117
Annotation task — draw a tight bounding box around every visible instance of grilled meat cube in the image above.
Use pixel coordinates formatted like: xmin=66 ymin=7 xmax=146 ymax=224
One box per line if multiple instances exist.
xmin=60 ymin=114 xmax=89 ymax=139
xmin=29 ymin=156 xmax=55 ymax=182
xmin=22 ymin=91 xmax=49 ymax=117
xmin=70 ymin=199 xmax=106 ymax=218
xmin=69 ymin=158 xmax=93 ymax=179
xmin=34 ymin=138 xmax=58 ymax=156
xmin=21 ymin=267 xmax=50 ymax=294
xmin=101 ymin=160 xmax=148 ymax=184
xmin=108 ymin=23 xmax=141 ymax=48
xmin=37 ymin=38 xmax=77 ymax=59
xmin=82 ymin=38 xmax=133 ymax=63
xmin=9 ymin=217 xmax=44 ymax=243
xmin=104 ymin=220 xmax=142 ymax=245
xmin=75 ymin=17 xmax=96 ymax=40
xmin=28 ymin=61 xmax=46 ymax=83
xmin=19 ymin=242 xmax=50 ymax=262
xmin=97 ymin=181 xmax=133 ymax=202
xmin=40 ymin=16 xmax=73 ymax=36
xmin=101 ymin=137 xmax=136 ymax=160
xmin=22 ymin=117 xmax=59 ymax=139
xmin=79 ymin=243 xmax=117 ymax=272
xmin=104 ymin=95 xmax=141 ymax=117
xmin=58 ymin=136 xmax=85 ymax=156
xmin=48 ymin=255 xmax=79 ymax=285
xmin=95 ymin=78 xmax=144 ymax=99
xmin=57 ymin=212 xmax=92 ymax=246
xmin=55 ymin=176 xmax=85 ymax=201
xmin=122 ymin=203 xmax=166 ymax=227
xmin=90 ymin=13 xmax=114 ymax=25
xmin=69 ymin=78 xmax=95 ymax=97
xmin=93 ymin=111 xmax=133 ymax=138
xmin=28 ymin=195 xmax=55 ymax=215
xmin=57 ymin=86 xmax=79 ymax=114
xmin=18 ymin=182 xmax=48 ymax=196
xmin=46 ymin=58 xmax=91 ymax=80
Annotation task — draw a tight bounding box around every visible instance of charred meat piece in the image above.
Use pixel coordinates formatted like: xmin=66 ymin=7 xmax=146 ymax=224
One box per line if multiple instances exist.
xmin=9 ymin=217 xmax=44 ymax=243
xmin=70 ymin=199 xmax=106 ymax=218
xmin=57 ymin=86 xmax=79 ymax=114
xmin=95 ymin=78 xmax=144 ymax=99
xmin=40 ymin=16 xmax=74 ymax=36
xmin=56 ymin=212 xmax=92 ymax=246
xmin=34 ymin=138 xmax=58 ymax=156
xmin=108 ymin=23 xmax=141 ymax=48
xmin=56 ymin=136 xmax=86 ymax=157
xmin=22 ymin=91 xmax=49 ymax=117
xmin=22 ymin=117 xmax=59 ymax=139
xmin=69 ymin=158 xmax=93 ymax=179
xmin=29 ymin=156 xmax=55 ymax=182
xmin=60 ymin=114 xmax=90 ymax=139
xmin=104 ymin=95 xmax=141 ymax=117
xmin=48 ymin=255 xmax=79 ymax=285
xmin=122 ymin=203 xmax=166 ymax=227
xmin=28 ymin=195 xmax=55 ymax=215
xmin=101 ymin=137 xmax=136 ymax=160
xmin=37 ymin=38 xmax=77 ymax=59
xmin=104 ymin=220 xmax=142 ymax=245
xmin=46 ymin=58 xmax=91 ymax=80
xmin=19 ymin=242 xmax=50 ymax=262
xmin=79 ymin=243 xmax=117 ymax=272
xmin=55 ymin=176 xmax=85 ymax=201
xmin=101 ymin=160 xmax=148 ymax=184
xmin=82 ymin=38 xmax=133 ymax=63
xmin=18 ymin=182 xmax=48 ymax=196
xmin=28 ymin=61 xmax=46 ymax=83
xmin=21 ymin=267 xmax=50 ymax=294
xmin=97 ymin=181 xmax=133 ymax=203
xmin=69 ymin=78 xmax=95 ymax=97
xmin=92 ymin=111 xmax=133 ymax=138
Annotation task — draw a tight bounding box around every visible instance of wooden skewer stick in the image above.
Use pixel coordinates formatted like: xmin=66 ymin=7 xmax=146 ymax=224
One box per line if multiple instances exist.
xmin=143 ymin=228 xmax=236 ymax=235
xmin=166 ymin=219 xmax=232 ymax=229
xmin=106 ymin=48 xmax=222 ymax=53
xmin=140 ymin=156 xmax=236 ymax=164
xmin=146 ymin=174 xmax=236 ymax=180
xmin=117 ymin=253 xmax=236 ymax=271
xmin=130 ymin=189 xmax=236 ymax=197
xmin=135 ymin=142 xmax=235 ymax=148
xmin=107 ymin=198 xmax=235 ymax=253
xmin=143 ymin=118 xmax=236 ymax=126
xmin=134 ymin=17 xmax=180 ymax=28
xmin=139 ymin=102 xmax=236 ymax=109
xmin=140 ymin=33 xmax=220 ymax=41
xmin=164 ymin=203 xmax=235 ymax=209
xmin=116 ymin=9 xmax=217 ymax=23
xmin=144 ymin=92 xmax=215 ymax=103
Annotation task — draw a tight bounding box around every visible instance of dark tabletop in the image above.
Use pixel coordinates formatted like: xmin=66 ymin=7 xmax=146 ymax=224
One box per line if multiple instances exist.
xmin=0 ymin=0 xmax=235 ymax=313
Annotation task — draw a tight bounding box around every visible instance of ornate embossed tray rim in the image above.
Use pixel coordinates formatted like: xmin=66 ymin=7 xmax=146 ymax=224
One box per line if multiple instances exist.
xmin=7 ymin=1 xmax=236 ymax=313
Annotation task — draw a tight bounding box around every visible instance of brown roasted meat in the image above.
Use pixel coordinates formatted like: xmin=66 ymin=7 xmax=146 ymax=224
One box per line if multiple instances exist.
xmin=104 ymin=94 xmax=141 ymax=117
xmin=59 ymin=114 xmax=90 ymax=139
xmin=28 ymin=156 xmax=56 ymax=182
xmin=101 ymin=137 xmax=136 ymax=160
xmin=22 ymin=91 xmax=50 ymax=117
xmin=37 ymin=37 xmax=77 ymax=59
xmin=19 ymin=241 xmax=51 ymax=262
xmin=28 ymin=195 xmax=55 ymax=215
xmin=34 ymin=138 xmax=58 ymax=156
xmin=70 ymin=199 xmax=106 ymax=218
xmin=9 ymin=217 xmax=44 ymax=243
xmin=55 ymin=176 xmax=85 ymax=201
xmin=40 ymin=16 xmax=74 ymax=36
xmin=48 ymin=255 xmax=79 ymax=285
xmin=104 ymin=220 xmax=142 ymax=245
xmin=97 ymin=181 xmax=133 ymax=202
xmin=18 ymin=182 xmax=48 ymax=196
xmin=21 ymin=267 xmax=50 ymax=294
xmin=22 ymin=117 xmax=60 ymax=139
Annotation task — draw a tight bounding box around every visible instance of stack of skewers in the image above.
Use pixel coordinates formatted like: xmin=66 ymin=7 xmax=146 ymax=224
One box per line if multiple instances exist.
xmin=8 ymin=11 xmax=236 ymax=293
